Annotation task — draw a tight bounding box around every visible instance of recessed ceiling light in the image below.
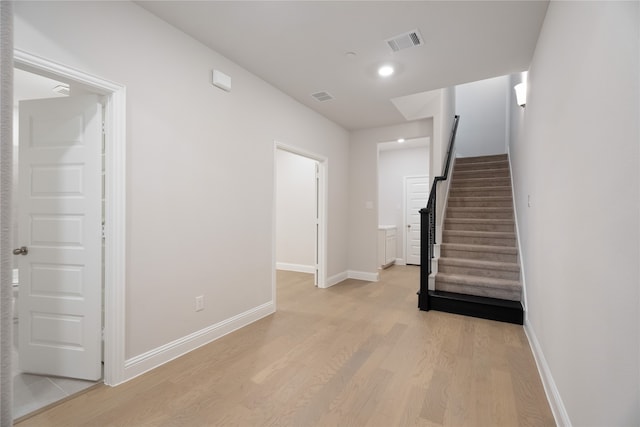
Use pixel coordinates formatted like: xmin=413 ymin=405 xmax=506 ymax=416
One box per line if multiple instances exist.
xmin=378 ymin=65 xmax=394 ymax=77
xmin=397 ymin=138 xmax=405 ymax=143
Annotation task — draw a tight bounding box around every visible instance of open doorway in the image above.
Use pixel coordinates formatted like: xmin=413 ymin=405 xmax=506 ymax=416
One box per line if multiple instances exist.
xmin=9 ymin=50 xmax=126 ymax=419
xmin=377 ymin=137 xmax=430 ymax=267
xmin=11 ymin=67 xmax=104 ymax=419
xmin=273 ymin=143 xmax=327 ymax=300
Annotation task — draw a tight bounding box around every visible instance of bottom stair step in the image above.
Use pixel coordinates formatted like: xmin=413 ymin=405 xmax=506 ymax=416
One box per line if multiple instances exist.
xmin=421 ymin=290 xmax=523 ymax=325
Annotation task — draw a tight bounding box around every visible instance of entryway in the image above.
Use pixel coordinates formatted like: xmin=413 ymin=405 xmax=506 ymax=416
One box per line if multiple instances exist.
xmin=9 ymin=50 xmax=127 ymax=419
xmin=273 ymin=142 xmax=327 ymax=294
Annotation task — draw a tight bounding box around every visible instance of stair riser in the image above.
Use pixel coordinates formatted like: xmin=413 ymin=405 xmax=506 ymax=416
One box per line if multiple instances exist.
xmin=435 ymin=281 xmax=522 ymax=301
xmin=446 ymin=210 xmax=513 ymax=220
xmin=441 ymin=248 xmax=518 ymax=263
xmin=454 ymin=161 xmax=509 ymax=171
xmin=444 ymin=222 xmax=514 ymax=232
xmin=448 ymin=199 xmax=513 ymax=208
xmin=444 ymin=234 xmax=516 ymax=246
xmin=453 ymin=169 xmax=510 ymax=179
xmin=450 ymin=190 xmax=512 ymax=198
xmin=456 ymin=154 xmax=508 ymax=164
xmin=438 ymin=264 xmax=520 ymax=281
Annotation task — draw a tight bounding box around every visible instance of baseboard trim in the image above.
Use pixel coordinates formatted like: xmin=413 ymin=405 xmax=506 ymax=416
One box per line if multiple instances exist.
xmin=123 ymin=301 xmax=275 ymax=382
xmin=325 ymin=270 xmax=380 ymax=287
xmin=348 ymin=270 xmax=379 ymax=282
xmin=394 ymin=258 xmax=406 ymax=266
xmin=325 ymin=271 xmax=348 ymax=288
xmin=276 ymin=262 xmax=315 ymax=274
xmin=524 ymin=322 xmax=572 ymax=427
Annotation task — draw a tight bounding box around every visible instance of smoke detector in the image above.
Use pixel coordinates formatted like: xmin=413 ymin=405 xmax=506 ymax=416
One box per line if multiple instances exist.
xmin=386 ymin=30 xmax=423 ymax=52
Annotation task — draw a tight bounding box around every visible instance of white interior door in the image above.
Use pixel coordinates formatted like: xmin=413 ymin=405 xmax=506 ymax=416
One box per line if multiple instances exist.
xmin=405 ymin=176 xmax=429 ymax=265
xmin=17 ymin=95 xmax=102 ymax=381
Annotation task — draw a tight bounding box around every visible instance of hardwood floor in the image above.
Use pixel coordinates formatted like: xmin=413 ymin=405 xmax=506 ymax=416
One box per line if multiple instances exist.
xmin=17 ymin=266 xmax=555 ymax=426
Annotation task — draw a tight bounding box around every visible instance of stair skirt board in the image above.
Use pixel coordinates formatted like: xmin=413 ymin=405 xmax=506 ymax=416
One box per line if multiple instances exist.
xmin=425 ymin=290 xmax=524 ymax=325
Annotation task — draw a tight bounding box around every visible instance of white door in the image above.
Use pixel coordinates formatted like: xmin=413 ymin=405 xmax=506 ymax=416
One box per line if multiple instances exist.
xmin=17 ymin=95 xmax=103 ymax=381
xmin=405 ymin=176 xmax=429 ymax=265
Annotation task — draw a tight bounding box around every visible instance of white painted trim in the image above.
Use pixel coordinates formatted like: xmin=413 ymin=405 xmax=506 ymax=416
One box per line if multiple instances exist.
xmin=394 ymin=258 xmax=406 ymax=266
xmin=326 ymin=271 xmax=348 ymax=287
xmin=273 ymin=141 xmax=328 ymax=289
xmin=276 ymin=262 xmax=316 ymax=274
xmin=524 ymin=322 xmax=572 ymax=427
xmin=348 ymin=270 xmax=379 ymax=282
xmin=506 ymin=148 xmax=528 ymax=314
xmin=325 ymin=270 xmax=380 ymax=287
xmin=13 ymin=49 xmax=127 ymax=386
xmin=124 ymin=302 xmax=274 ymax=382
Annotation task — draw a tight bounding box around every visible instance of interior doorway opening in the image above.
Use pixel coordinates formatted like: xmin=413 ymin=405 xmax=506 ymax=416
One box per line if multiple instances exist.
xmin=377 ymin=137 xmax=430 ymax=267
xmin=6 ymin=50 xmax=127 ymax=421
xmin=273 ymin=142 xmax=327 ymax=302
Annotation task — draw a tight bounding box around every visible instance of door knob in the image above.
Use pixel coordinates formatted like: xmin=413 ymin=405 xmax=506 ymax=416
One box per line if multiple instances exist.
xmin=13 ymin=246 xmax=28 ymax=256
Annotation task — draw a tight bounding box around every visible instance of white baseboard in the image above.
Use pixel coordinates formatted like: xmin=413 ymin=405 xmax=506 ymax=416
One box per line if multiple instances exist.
xmin=394 ymin=258 xmax=406 ymax=265
xmin=325 ymin=270 xmax=380 ymax=287
xmin=276 ymin=262 xmax=315 ymax=274
xmin=325 ymin=271 xmax=348 ymax=288
xmin=524 ymin=322 xmax=572 ymax=427
xmin=348 ymin=270 xmax=379 ymax=282
xmin=123 ymin=301 xmax=275 ymax=382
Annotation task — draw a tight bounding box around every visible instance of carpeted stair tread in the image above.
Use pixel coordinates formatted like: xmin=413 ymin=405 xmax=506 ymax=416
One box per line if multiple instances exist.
xmin=444 ymin=218 xmax=515 ymax=232
xmin=449 ymin=186 xmax=512 ymax=196
xmin=434 ymin=273 xmax=522 ymax=301
xmin=445 ymin=218 xmax=515 ymax=225
xmin=455 ymin=154 xmax=508 ymax=163
xmin=451 ymin=177 xmax=512 ymax=188
xmin=441 ymin=243 xmax=517 ymax=254
xmin=448 ymin=196 xmax=512 ymax=202
xmin=454 ymin=160 xmax=510 ymax=171
xmin=435 ymin=273 xmax=521 ymax=288
xmin=444 ymin=230 xmax=516 ymax=238
xmin=453 ymin=168 xmax=509 ymax=178
xmin=438 ymin=257 xmax=520 ymax=272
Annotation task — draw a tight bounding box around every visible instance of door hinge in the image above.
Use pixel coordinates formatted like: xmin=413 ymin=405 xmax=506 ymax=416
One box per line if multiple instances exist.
xmin=102 ymin=221 xmax=106 ymax=240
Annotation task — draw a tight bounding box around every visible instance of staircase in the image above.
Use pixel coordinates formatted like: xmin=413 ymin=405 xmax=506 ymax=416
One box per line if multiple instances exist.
xmin=430 ymin=154 xmax=524 ymax=324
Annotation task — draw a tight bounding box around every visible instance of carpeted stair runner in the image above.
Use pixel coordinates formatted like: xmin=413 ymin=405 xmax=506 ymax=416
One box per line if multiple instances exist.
xmin=435 ymin=154 xmax=522 ymax=302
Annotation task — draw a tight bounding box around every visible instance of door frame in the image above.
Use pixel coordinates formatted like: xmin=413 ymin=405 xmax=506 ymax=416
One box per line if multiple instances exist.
xmin=403 ymin=175 xmax=429 ymax=265
xmin=14 ymin=49 xmax=127 ymax=386
xmin=273 ymin=142 xmax=327 ymax=296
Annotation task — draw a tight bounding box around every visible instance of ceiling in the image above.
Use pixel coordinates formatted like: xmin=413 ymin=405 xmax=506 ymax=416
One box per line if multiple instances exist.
xmin=137 ymin=1 xmax=549 ymax=131
xmin=14 ymin=68 xmax=67 ymax=106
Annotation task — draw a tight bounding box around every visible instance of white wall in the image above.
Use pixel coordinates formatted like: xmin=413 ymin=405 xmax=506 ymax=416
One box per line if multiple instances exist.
xmin=14 ymin=1 xmax=350 ymax=367
xmin=378 ymin=145 xmax=429 ymax=262
xmin=349 ymin=120 xmax=432 ymax=276
xmin=276 ymin=149 xmax=316 ymax=272
xmin=455 ymin=75 xmax=509 ymax=158
xmin=509 ymin=2 xmax=639 ymax=425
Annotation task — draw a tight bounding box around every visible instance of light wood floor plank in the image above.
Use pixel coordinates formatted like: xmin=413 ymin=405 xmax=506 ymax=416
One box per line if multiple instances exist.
xmin=16 ymin=266 xmax=555 ymax=426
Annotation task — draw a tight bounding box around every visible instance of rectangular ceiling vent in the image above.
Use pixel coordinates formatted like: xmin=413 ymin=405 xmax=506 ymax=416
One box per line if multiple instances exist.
xmin=311 ymin=91 xmax=334 ymax=102
xmin=386 ymin=29 xmax=423 ymax=52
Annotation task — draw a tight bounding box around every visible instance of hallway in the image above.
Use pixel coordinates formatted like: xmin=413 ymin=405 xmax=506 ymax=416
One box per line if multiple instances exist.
xmin=17 ymin=266 xmax=553 ymax=426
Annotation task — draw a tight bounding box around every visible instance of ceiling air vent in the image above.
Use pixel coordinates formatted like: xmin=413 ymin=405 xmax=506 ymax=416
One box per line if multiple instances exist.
xmin=311 ymin=91 xmax=334 ymax=102
xmin=386 ymin=29 xmax=423 ymax=52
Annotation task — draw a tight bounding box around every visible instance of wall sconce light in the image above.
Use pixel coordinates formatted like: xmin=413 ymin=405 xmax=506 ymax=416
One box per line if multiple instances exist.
xmin=514 ymin=82 xmax=527 ymax=108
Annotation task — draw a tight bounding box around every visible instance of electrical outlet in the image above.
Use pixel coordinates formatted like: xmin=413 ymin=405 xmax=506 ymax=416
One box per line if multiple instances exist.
xmin=195 ymin=295 xmax=204 ymax=312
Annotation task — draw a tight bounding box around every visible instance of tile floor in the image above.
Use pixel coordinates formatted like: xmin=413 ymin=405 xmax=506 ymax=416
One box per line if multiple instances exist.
xmin=12 ymin=320 xmax=99 ymax=420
